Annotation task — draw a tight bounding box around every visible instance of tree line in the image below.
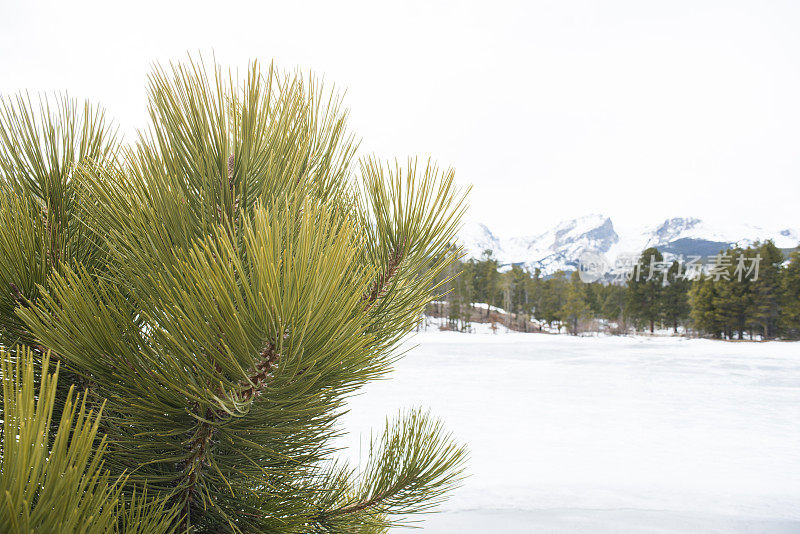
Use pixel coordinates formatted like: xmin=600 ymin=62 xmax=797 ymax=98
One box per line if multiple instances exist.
xmin=433 ymin=241 xmax=800 ymax=340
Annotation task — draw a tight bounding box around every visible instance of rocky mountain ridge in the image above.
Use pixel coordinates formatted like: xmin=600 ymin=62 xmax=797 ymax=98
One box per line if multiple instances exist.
xmin=460 ymin=215 xmax=800 ymax=274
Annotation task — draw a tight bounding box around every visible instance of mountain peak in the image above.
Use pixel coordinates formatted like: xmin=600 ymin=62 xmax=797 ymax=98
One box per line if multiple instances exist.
xmin=459 ymin=215 xmax=799 ymax=274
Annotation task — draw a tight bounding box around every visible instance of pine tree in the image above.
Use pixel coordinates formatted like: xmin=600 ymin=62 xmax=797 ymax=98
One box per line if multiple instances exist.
xmin=711 ymin=247 xmax=751 ymax=340
xmin=506 ymin=264 xmax=530 ymax=315
xmin=446 ymin=259 xmax=472 ymax=331
xmin=598 ymin=282 xmax=627 ymax=326
xmin=689 ymin=275 xmax=724 ymax=338
xmin=498 ymin=273 xmax=514 ymax=326
xmin=560 ymin=271 xmax=591 ymax=335
xmin=472 ymin=250 xmax=500 ymax=316
xmin=780 ymin=250 xmax=800 ymax=339
xmin=583 ymin=282 xmax=601 ymax=317
xmin=537 ymin=271 xmax=568 ymax=330
xmin=750 ymin=240 xmax=784 ymax=339
xmin=626 ymin=247 xmax=665 ymax=333
xmin=661 ymin=261 xmax=690 ymax=334
xmin=0 ymin=59 xmax=468 ymax=533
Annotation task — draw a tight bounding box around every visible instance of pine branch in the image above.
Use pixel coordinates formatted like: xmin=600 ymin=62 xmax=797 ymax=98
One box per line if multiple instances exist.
xmin=0 ymin=348 xmax=177 ymax=533
xmin=8 ymin=282 xmax=59 ymax=359
xmin=180 ymin=407 xmax=217 ymax=532
xmin=239 ymin=340 xmax=281 ymax=402
xmin=9 ymin=281 xmax=27 ymax=307
xmin=363 ymin=242 xmax=405 ymax=308
xmin=319 ymin=487 xmax=395 ymax=519
xmin=179 ymin=336 xmax=284 ymax=528
xmin=312 ymin=409 xmax=468 ymax=530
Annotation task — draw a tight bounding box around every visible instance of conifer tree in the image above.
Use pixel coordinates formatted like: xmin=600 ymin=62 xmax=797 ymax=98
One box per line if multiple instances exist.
xmin=781 ymin=251 xmax=800 ymax=338
xmin=583 ymin=282 xmax=601 ymax=317
xmin=0 ymin=59 xmax=468 ymax=533
xmin=537 ymin=271 xmax=568 ymax=330
xmin=473 ymin=250 xmax=500 ymax=316
xmin=446 ymin=259 xmax=472 ymax=331
xmin=711 ymin=247 xmax=751 ymax=339
xmin=598 ymin=283 xmax=627 ymax=326
xmin=505 ymin=264 xmax=531 ymax=315
xmin=560 ymin=271 xmax=591 ymax=335
xmin=750 ymin=241 xmax=784 ymax=339
xmin=689 ymin=274 xmax=722 ymax=338
xmin=626 ymin=247 xmax=664 ymax=333
xmin=661 ymin=261 xmax=690 ymax=333
xmin=498 ymin=274 xmax=514 ymax=326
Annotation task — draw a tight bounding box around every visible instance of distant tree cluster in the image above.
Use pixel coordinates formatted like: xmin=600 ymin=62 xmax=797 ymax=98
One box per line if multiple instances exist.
xmin=433 ymin=242 xmax=800 ymax=340
xmin=432 ymin=250 xmax=627 ymax=335
xmin=689 ymin=242 xmax=800 ymax=339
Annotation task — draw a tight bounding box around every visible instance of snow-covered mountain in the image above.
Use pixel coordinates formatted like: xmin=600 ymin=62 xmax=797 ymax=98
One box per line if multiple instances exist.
xmin=460 ymin=215 xmax=800 ymax=274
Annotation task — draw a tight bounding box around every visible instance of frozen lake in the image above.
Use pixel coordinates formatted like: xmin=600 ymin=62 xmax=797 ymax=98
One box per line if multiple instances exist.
xmin=338 ymin=328 xmax=800 ymax=533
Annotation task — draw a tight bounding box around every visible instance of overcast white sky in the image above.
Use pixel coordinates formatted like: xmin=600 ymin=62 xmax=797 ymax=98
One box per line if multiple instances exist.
xmin=2 ymin=0 xmax=799 ymax=235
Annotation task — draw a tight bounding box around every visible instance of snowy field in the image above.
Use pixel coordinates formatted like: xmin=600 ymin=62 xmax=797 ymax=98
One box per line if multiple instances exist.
xmin=338 ymin=327 xmax=800 ymax=533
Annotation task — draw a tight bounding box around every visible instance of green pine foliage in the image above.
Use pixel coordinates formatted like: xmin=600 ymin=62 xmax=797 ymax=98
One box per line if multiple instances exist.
xmin=0 ymin=58 xmax=468 ymax=533
xmin=471 ymin=250 xmax=500 ymax=319
xmin=446 ymin=259 xmax=473 ymax=331
xmin=688 ymin=241 xmax=796 ymax=340
xmin=1 ymin=348 xmax=120 ymax=533
xmin=625 ymin=247 xmax=665 ymax=333
xmin=688 ymin=278 xmax=720 ymax=337
xmin=0 ymin=94 xmax=119 ymax=348
xmin=536 ymin=271 xmax=568 ymax=329
xmin=750 ymin=241 xmax=784 ymax=339
xmin=596 ymin=283 xmax=627 ymax=326
xmin=0 ymin=348 xmax=178 ymax=534
xmin=661 ymin=261 xmax=691 ymax=334
xmin=781 ymin=251 xmax=800 ymax=337
xmin=560 ymin=271 xmax=591 ymax=335
xmin=713 ymin=246 xmax=752 ymax=340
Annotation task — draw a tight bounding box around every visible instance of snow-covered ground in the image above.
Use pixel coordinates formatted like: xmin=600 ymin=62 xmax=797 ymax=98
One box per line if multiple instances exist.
xmin=338 ymin=330 xmax=800 ymax=533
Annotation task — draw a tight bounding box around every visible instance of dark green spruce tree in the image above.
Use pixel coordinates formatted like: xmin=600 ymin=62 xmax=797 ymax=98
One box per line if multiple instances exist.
xmin=0 ymin=59 xmax=468 ymax=533
xmin=626 ymin=247 xmax=665 ymax=333
xmin=750 ymin=241 xmax=784 ymax=339
xmin=781 ymin=250 xmax=800 ymax=338
xmin=596 ymin=283 xmax=626 ymax=327
xmin=713 ymin=246 xmax=751 ymax=340
xmin=446 ymin=260 xmax=473 ymax=331
xmin=661 ymin=260 xmax=690 ymax=334
xmin=537 ymin=271 xmax=568 ymax=330
xmin=472 ymin=250 xmax=500 ymax=316
xmin=560 ymin=271 xmax=591 ymax=335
